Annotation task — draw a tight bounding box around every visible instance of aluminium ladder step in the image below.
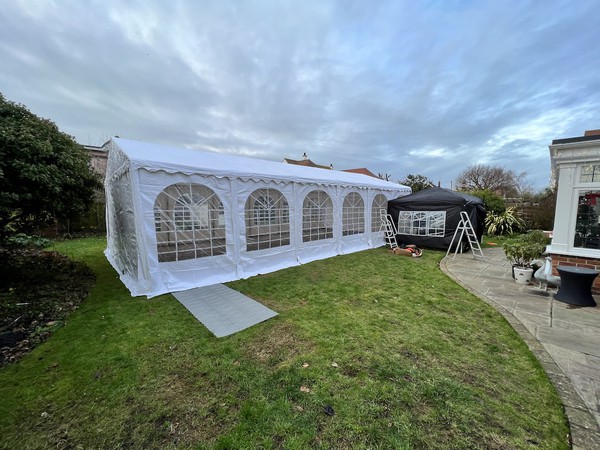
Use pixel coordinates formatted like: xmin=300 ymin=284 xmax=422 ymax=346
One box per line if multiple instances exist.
xmin=380 ymin=209 xmax=398 ymax=249
xmin=446 ymin=211 xmax=484 ymax=260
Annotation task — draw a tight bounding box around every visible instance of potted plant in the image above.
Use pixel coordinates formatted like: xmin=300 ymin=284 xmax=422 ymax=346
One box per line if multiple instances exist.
xmin=503 ymin=230 xmax=549 ymax=285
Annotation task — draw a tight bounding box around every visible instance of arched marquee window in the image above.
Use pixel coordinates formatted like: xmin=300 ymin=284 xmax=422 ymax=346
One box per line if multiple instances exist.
xmin=302 ymin=190 xmax=333 ymax=242
xmin=245 ymin=188 xmax=290 ymax=251
xmin=371 ymin=194 xmax=388 ymax=232
xmin=342 ymin=192 xmax=365 ymax=236
xmin=154 ymin=183 xmax=225 ymax=262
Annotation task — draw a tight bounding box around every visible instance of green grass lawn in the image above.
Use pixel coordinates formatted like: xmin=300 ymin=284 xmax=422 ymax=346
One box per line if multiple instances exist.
xmin=0 ymin=238 xmax=569 ymax=449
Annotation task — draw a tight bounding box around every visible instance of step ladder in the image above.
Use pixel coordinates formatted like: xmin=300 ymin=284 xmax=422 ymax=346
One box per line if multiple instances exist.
xmin=380 ymin=209 xmax=398 ymax=249
xmin=446 ymin=211 xmax=484 ymax=260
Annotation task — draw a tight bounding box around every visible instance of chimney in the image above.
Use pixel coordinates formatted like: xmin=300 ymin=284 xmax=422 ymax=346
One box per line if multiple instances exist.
xmin=584 ymin=129 xmax=600 ymax=136
xmin=302 ymin=152 xmax=308 ymax=160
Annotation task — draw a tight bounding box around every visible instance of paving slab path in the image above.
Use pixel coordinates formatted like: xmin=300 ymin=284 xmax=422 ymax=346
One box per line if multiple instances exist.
xmin=442 ymin=247 xmax=600 ymax=450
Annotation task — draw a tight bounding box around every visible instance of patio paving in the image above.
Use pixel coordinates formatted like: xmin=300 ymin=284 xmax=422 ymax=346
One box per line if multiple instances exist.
xmin=441 ymin=247 xmax=600 ymax=450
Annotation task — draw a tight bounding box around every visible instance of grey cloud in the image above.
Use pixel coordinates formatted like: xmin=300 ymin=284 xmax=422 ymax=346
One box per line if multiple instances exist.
xmin=1 ymin=0 xmax=599 ymax=189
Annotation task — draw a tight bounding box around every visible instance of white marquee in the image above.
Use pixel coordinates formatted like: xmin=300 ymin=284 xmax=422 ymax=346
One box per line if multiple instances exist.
xmin=104 ymin=138 xmax=411 ymax=297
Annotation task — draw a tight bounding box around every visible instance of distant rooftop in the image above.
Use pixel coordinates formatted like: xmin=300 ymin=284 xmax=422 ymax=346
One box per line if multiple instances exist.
xmin=342 ymin=167 xmax=378 ymax=178
xmin=283 ymin=153 xmax=381 ymax=178
xmin=283 ymin=156 xmax=332 ymax=170
xmin=552 ymin=129 xmax=600 ymax=145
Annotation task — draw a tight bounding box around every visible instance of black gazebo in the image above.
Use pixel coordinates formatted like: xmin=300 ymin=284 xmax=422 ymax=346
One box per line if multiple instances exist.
xmin=387 ymin=186 xmax=486 ymax=250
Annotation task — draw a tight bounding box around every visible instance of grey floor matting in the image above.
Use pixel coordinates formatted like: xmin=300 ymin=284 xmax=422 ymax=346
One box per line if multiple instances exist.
xmin=172 ymin=284 xmax=278 ymax=337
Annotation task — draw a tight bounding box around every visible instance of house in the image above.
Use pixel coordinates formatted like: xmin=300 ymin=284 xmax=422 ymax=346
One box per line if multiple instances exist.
xmin=283 ymin=153 xmax=332 ymax=170
xmin=85 ymin=144 xmax=108 ymax=179
xmin=284 ymin=154 xmax=379 ymax=178
xmin=342 ymin=168 xmax=378 ymax=178
xmin=85 ymin=144 xmax=109 ymax=203
xmin=105 ymin=138 xmax=411 ymax=297
xmin=547 ymin=129 xmax=600 ymax=293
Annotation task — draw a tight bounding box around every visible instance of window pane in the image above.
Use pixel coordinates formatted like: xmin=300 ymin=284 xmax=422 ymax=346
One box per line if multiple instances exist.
xmin=574 ymin=191 xmax=600 ymax=249
xmin=397 ymin=212 xmax=412 ymax=234
xmin=580 ymin=165 xmax=600 ymax=183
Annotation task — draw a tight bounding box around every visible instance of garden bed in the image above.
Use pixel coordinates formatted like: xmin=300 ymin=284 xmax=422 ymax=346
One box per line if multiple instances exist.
xmin=0 ymin=248 xmax=95 ymax=366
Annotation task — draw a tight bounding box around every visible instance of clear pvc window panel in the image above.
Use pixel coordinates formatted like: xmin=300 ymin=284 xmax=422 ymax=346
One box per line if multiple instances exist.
xmin=245 ymin=188 xmax=291 ymax=251
xmin=396 ymin=211 xmax=446 ymax=237
xmin=371 ymin=194 xmax=388 ymax=232
xmin=110 ymin=170 xmax=138 ymax=276
xmin=427 ymin=212 xmax=446 ymax=237
xmin=253 ymin=194 xmax=276 ymax=225
xmin=397 ymin=211 xmax=413 ymax=234
xmin=153 ymin=208 xmax=162 ymax=233
xmin=302 ymin=190 xmax=333 ymax=242
xmin=154 ymin=183 xmax=226 ymax=262
xmin=342 ymin=192 xmax=365 ymax=236
xmin=174 ymin=193 xmax=209 ymax=230
xmin=412 ymin=212 xmax=428 ymax=235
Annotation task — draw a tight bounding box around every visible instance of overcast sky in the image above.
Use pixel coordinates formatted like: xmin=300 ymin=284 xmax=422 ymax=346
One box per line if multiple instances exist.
xmin=1 ymin=0 xmax=599 ymax=190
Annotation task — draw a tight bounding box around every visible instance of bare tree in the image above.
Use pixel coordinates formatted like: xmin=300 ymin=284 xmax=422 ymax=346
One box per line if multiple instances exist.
xmin=455 ymin=164 xmax=528 ymax=197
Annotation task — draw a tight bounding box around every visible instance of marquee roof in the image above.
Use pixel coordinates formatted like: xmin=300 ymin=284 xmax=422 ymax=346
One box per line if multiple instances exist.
xmin=113 ymin=138 xmax=411 ymax=193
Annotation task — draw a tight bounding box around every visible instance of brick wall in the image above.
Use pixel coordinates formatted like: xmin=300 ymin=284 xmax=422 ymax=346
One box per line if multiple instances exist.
xmin=89 ymin=149 xmax=108 ymax=178
xmin=550 ymin=254 xmax=600 ymax=294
